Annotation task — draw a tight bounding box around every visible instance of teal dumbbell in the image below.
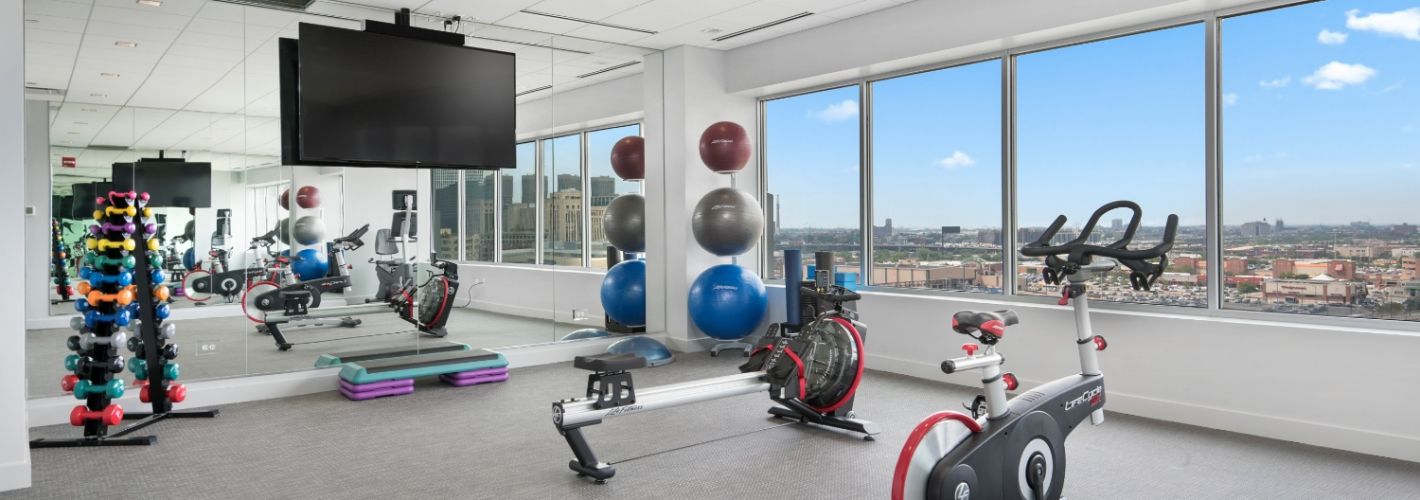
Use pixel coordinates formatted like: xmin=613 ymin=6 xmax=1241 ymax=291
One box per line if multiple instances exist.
xmin=66 ymin=354 xmax=124 ymax=373
xmin=73 ymin=378 xmax=124 ymax=399
xmin=128 ymin=359 xmax=179 ymax=381
xmin=163 ymin=362 xmax=179 ymax=381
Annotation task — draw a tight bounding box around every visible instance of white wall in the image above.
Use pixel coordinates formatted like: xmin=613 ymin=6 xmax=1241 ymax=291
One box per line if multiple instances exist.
xmin=3 ymin=0 xmax=32 ymax=489
xmin=22 ymin=100 xmax=49 ymax=324
xmin=458 ymin=264 xmax=606 ymax=324
xmin=516 ymin=73 xmax=644 ymax=140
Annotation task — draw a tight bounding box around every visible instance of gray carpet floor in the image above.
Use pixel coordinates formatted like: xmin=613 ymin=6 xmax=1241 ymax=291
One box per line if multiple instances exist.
xmin=27 ymin=308 xmax=585 ymax=398
xmin=13 ymin=355 xmax=1420 ymax=499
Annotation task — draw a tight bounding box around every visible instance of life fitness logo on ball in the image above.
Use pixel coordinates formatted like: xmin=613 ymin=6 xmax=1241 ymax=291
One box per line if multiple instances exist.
xmin=709 ymin=139 xmax=735 ymax=145
xmin=1064 ymin=386 xmax=1104 ymax=412
xmin=712 ymin=285 xmax=740 ymax=292
xmin=954 ymin=483 xmax=970 ymax=500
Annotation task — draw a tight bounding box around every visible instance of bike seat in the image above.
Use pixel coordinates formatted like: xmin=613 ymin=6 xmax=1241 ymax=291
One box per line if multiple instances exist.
xmin=952 ymin=310 xmax=1019 ymax=337
xmin=573 ymin=352 xmax=646 ymax=372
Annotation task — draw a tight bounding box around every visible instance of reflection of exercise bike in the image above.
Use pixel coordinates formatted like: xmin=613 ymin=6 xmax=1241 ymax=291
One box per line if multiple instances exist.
xmin=553 ymin=250 xmax=879 ymax=483
xmin=259 ymin=253 xmax=460 ymax=351
xmin=241 ymin=224 xmax=367 ymax=323
xmin=891 ymin=201 xmax=1177 ymax=500
xmin=184 ymin=223 xmax=271 ymax=305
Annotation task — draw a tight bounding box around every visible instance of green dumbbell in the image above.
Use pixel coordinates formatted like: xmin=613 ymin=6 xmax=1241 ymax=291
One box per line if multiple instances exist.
xmin=163 ymin=362 xmax=180 ymax=381
xmin=65 ymin=354 xmax=80 ymax=372
xmin=66 ymin=354 xmax=124 ymax=374
xmin=86 ymin=253 xmax=136 ymax=269
xmin=128 ymin=357 xmax=148 ymax=379
xmin=73 ymin=378 xmax=124 ymax=399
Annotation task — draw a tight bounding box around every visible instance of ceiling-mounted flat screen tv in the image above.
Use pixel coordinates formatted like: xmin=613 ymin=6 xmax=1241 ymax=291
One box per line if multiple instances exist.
xmin=280 ymin=21 xmax=516 ymax=170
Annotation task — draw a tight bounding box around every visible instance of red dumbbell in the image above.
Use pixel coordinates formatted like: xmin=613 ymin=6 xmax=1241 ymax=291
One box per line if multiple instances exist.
xmin=69 ymin=404 xmax=123 ymax=427
xmin=60 ymin=374 xmax=79 ymax=393
xmin=139 ymin=383 xmax=186 ymax=403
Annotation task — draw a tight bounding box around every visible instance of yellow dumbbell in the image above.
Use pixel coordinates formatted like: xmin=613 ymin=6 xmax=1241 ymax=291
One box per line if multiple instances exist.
xmin=104 ymin=205 xmax=137 ymax=217
xmin=141 ymin=207 xmax=152 ymax=218
xmin=93 ymin=210 xmax=104 ymax=221
xmin=146 ymin=238 xmax=160 ymax=251
xmin=88 ymin=238 xmax=135 ymax=251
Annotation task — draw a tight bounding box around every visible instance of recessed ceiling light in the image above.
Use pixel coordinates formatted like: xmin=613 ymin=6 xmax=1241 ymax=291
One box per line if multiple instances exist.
xmin=137 ymin=0 xmax=162 ymax=7
xmin=81 ymin=107 xmax=98 ymax=112
xmin=114 ymin=41 xmax=138 ymax=48
xmin=100 ymin=72 xmax=121 ymax=79
xmin=90 ymin=93 xmax=107 ymax=97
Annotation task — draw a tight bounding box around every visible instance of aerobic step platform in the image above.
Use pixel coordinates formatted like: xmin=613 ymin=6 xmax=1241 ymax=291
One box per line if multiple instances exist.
xmin=314 ymin=341 xmax=471 ymax=368
xmin=337 ymin=349 xmax=509 ymax=401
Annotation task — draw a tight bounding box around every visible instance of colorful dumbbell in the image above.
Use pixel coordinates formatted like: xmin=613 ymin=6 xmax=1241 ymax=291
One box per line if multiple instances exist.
xmin=107 ymin=190 xmax=136 ymax=202
xmin=73 ymin=378 xmax=124 ymax=399
xmin=155 ymin=303 xmax=170 ymax=320
xmin=70 ymin=331 xmax=128 ymax=352
xmin=124 ymin=337 xmax=177 ymax=358
xmin=94 ymin=221 xmax=137 ymax=235
xmin=87 ymin=238 xmax=135 ymax=252
xmin=83 ymin=271 xmax=132 ymax=287
xmin=124 ymin=321 xmax=175 ymax=341
xmin=66 ymin=354 xmax=124 ymax=374
xmin=86 ymin=253 xmax=136 ymax=269
xmin=154 ymin=285 xmax=171 ymax=302
xmin=60 ymin=374 xmax=79 ymax=393
xmin=129 ymin=360 xmax=179 ymax=381
xmin=86 ymin=289 xmax=135 ymax=306
xmin=69 ymin=404 xmax=123 ymax=427
xmin=150 ymin=269 xmax=166 ymax=285
xmin=84 ymin=309 xmax=131 ymax=327
xmin=68 ymin=316 xmax=87 ymax=332
xmin=103 ymin=205 xmax=137 ymax=217
xmin=139 ymin=382 xmax=186 ymax=403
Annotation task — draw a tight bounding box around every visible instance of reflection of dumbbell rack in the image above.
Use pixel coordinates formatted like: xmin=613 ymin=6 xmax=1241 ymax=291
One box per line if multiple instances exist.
xmin=33 ymin=192 xmax=154 ymax=447
xmin=51 ymin=218 xmax=74 ymax=304
xmin=118 ymin=191 xmax=219 ymax=433
xmin=604 ymin=247 xmax=645 ymax=334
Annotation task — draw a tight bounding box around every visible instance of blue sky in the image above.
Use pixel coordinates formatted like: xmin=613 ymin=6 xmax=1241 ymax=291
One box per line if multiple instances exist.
xmin=765 ymin=0 xmax=1418 ymax=230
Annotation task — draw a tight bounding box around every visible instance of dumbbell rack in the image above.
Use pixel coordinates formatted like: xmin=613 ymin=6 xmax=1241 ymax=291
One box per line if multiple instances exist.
xmin=117 ymin=190 xmax=218 ymax=433
xmin=50 ymin=219 xmax=74 ymax=304
xmin=33 ymin=192 xmax=153 ymax=447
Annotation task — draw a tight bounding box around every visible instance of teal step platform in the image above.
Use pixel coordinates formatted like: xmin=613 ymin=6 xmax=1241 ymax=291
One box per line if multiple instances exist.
xmin=315 ymin=341 xmax=471 ymax=368
xmin=338 ymin=349 xmax=508 ymax=385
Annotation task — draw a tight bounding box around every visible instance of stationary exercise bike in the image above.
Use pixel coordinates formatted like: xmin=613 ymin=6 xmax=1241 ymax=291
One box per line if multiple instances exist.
xmin=553 ymin=250 xmax=879 ymax=483
xmin=183 ymin=210 xmax=266 ymax=304
xmin=241 ymin=224 xmax=367 ymax=323
xmin=891 ymin=201 xmax=1177 ymax=500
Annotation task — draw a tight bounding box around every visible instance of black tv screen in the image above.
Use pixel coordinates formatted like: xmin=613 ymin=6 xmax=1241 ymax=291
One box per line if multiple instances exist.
xmin=112 ymin=160 xmax=212 ymax=208
xmin=282 ymin=22 xmax=515 ymax=169
xmin=70 ymin=182 xmax=113 ymax=219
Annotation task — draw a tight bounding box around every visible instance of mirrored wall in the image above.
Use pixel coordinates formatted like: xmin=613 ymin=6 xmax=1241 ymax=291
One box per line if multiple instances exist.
xmin=27 ymin=0 xmax=657 ymax=398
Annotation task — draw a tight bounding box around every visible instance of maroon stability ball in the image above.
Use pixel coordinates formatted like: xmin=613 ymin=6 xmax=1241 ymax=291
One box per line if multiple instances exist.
xmin=698 ymin=121 xmax=751 ymax=173
xmin=296 ymin=185 xmax=321 ymax=209
xmin=610 ymin=136 xmax=645 ymax=181
xmin=279 ymin=188 xmax=291 ymax=210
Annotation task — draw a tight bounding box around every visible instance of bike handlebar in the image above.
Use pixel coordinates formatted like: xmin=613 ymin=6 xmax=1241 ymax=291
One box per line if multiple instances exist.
xmin=1020 ymin=201 xmax=1177 ymax=263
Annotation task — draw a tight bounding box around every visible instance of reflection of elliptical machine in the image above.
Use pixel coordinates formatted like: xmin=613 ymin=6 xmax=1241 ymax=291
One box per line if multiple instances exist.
xmin=371 ymin=190 xmax=418 ymax=303
xmin=184 ymin=210 xmax=264 ymax=304
xmin=891 ymin=201 xmax=1177 ymax=500
xmin=241 ymin=224 xmax=367 ymax=323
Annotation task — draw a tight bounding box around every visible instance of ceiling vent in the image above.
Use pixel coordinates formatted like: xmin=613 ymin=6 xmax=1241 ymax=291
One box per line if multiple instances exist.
xmin=519 ymin=9 xmax=657 ymax=35
xmin=214 ymin=0 xmax=315 ymax=11
xmin=576 ymin=61 xmax=640 ymax=79
xmin=516 ymin=85 xmax=552 ymax=97
xmin=712 ymin=12 xmax=813 ymax=42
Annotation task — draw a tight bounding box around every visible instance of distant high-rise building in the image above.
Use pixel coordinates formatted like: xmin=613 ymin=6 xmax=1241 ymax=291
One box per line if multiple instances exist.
xmin=765 ymin=192 xmax=779 ymax=247
xmin=521 ymin=174 xmax=537 ymax=204
xmin=556 ymin=174 xmax=581 ymax=193
xmin=1274 ymin=219 xmax=1285 ymax=231
xmin=1111 ymin=218 xmax=1123 ymax=231
xmin=976 ymin=229 xmax=1003 ymax=246
xmin=501 ymin=175 xmax=514 ymax=206
xmin=590 ymin=176 xmax=616 ymax=199
xmin=1241 ymin=221 xmax=1272 ymax=237
xmin=432 ymin=170 xmax=459 ymax=232
xmin=873 ymin=218 xmax=894 ymax=239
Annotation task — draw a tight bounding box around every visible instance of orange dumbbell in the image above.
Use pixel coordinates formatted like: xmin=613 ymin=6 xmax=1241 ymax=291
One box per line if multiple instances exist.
xmin=86 ymin=288 xmax=135 ymax=306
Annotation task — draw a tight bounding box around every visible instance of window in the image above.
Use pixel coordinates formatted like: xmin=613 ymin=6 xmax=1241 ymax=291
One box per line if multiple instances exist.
xmin=870 ymin=60 xmax=1003 ymax=293
xmin=586 ymin=124 xmax=643 ymax=269
xmin=764 ymin=86 xmax=863 ymax=280
xmin=542 ymin=134 xmax=583 ymax=266
xmin=464 ymin=170 xmax=496 ymax=262
xmin=502 ymin=142 xmax=537 ymax=264
xmin=431 ymin=169 xmax=460 ymax=261
xmin=1014 ymin=24 xmax=1206 ymax=306
xmin=1221 ymin=1 xmax=1420 ymax=321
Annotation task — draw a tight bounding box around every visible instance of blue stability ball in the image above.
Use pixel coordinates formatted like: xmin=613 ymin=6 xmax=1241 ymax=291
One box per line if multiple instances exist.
xmin=561 ymin=328 xmax=612 ymax=341
xmin=608 ymin=336 xmax=675 ymax=367
xmin=292 ymin=248 xmax=328 ymax=281
xmin=601 ymin=260 xmax=647 ymax=327
xmin=688 ymin=264 xmax=768 ymax=340
xmin=182 ymin=247 xmax=196 ymax=270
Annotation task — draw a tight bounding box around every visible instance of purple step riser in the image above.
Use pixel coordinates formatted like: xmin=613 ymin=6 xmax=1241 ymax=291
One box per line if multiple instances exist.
xmin=439 ymin=374 xmax=510 ymax=387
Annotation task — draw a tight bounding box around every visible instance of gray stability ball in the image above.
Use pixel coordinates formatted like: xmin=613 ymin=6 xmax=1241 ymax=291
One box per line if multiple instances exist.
xmin=692 ymin=187 xmax=763 ymax=256
xmin=603 ymin=193 xmax=645 ymax=253
xmin=292 ymin=215 xmax=326 ymax=245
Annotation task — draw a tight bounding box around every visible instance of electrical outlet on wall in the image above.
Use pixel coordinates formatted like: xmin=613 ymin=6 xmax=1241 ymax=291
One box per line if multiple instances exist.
xmin=196 ymin=341 xmax=219 ymax=356
xmin=572 ymin=309 xmax=588 ymax=321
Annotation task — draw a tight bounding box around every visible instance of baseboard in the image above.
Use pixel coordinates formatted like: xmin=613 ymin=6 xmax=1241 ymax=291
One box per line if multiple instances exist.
xmin=26 ymin=336 xmax=630 ymax=428
xmin=866 ymin=353 xmax=1420 ymax=464
xmin=0 ymin=460 xmax=30 ymax=493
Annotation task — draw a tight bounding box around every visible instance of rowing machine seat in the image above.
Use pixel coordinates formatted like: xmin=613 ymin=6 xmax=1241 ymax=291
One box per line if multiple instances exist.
xmin=574 ymin=352 xmax=646 ymax=372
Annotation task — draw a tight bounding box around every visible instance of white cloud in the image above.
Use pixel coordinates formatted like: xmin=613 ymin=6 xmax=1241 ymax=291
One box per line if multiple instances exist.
xmin=1259 ymin=76 xmax=1291 ymax=89
xmin=811 ymin=99 xmax=858 ymax=123
xmin=937 ymin=151 xmax=976 ymax=169
xmin=1379 ymin=82 xmax=1404 ymax=94
xmin=1223 ymin=93 xmax=1239 ymax=106
xmin=1346 ymin=8 xmax=1420 ymax=41
xmin=1318 ymin=29 xmax=1350 ymax=45
xmin=1302 ymin=61 xmax=1376 ymax=90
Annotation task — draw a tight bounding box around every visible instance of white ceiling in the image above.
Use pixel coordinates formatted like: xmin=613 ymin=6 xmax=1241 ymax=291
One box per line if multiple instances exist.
xmin=25 ymin=0 xmax=913 ymax=170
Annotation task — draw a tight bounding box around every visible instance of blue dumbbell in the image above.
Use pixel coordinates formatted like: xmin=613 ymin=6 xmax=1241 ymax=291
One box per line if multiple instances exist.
xmin=73 ymin=378 xmax=124 ymax=399
xmin=155 ymin=303 xmax=170 ymax=320
xmin=74 ymin=298 xmax=90 ymax=313
xmin=84 ymin=309 xmax=131 ymax=328
xmin=88 ymin=271 xmax=133 ymax=287
xmin=150 ymin=269 xmax=166 ymax=285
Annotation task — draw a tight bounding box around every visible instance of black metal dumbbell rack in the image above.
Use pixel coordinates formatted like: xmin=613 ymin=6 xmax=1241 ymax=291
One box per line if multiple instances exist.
xmin=33 ymin=192 xmax=152 ymax=448
xmin=50 ymin=218 xmax=74 ymax=304
xmin=117 ymin=191 xmax=219 ymax=434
